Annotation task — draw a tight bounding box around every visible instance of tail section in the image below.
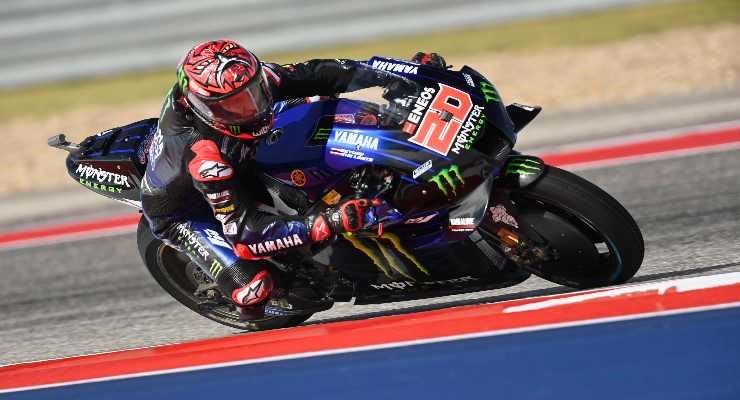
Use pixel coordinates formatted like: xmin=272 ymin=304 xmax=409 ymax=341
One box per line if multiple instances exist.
xmin=50 ymin=118 xmax=158 ymax=208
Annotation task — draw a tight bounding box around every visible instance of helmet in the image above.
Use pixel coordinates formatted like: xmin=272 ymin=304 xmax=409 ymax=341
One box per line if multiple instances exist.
xmin=178 ymin=40 xmax=273 ymax=139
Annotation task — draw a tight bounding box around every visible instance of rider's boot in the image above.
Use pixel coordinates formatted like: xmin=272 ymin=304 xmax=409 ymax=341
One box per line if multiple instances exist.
xmin=227 ymin=268 xmax=332 ymax=321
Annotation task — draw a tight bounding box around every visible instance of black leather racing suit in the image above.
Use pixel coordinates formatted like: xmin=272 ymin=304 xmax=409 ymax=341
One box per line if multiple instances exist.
xmin=141 ymin=59 xmax=400 ymax=298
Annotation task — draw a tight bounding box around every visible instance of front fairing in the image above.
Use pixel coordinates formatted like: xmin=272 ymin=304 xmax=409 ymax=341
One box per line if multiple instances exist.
xmin=366 ymin=56 xmax=517 ymax=145
xmin=256 ymin=57 xmax=513 ymax=211
xmin=328 ymin=58 xmax=512 ymax=210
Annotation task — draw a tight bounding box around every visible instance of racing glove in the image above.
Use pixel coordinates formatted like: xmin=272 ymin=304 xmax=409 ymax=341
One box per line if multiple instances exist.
xmin=411 ymin=52 xmax=448 ymax=69
xmin=307 ymin=198 xmax=381 ymax=242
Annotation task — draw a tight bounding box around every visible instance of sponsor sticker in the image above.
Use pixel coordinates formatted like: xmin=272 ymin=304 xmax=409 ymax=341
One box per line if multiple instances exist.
xmin=462 ymin=73 xmax=475 ymax=87
xmin=75 ymin=164 xmax=131 ymax=189
xmin=209 ymin=259 xmax=224 ymax=277
xmin=322 ymin=189 xmax=341 ymax=206
xmin=333 ymin=130 xmax=379 ymax=151
xmin=343 ymin=232 xmax=429 ymax=279
xmin=175 ymin=223 xmax=210 ymax=261
xmin=247 ymin=234 xmax=304 ymax=255
xmin=370 ymin=275 xmax=477 ymax=290
xmin=429 ymin=165 xmax=464 ymax=197
xmin=223 ymin=222 xmax=238 ymax=236
xmin=204 ymin=229 xmax=232 ymax=249
xmin=370 ymin=59 xmax=419 ymax=75
xmin=404 ymin=84 xmax=474 ymax=156
xmin=412 ymin=159 xmax=433 ymax=179
xmin=290 ymin=169 xmax=307 ymax=187
xmin=254 ymin=125 xmax=271 ymax=137
xmin=215 ymin=204 xmax=235 ymax=214
xmin=198 ymin=161 xmax=233 ymax=180
xmin=480 ymin=81 xmax=501 ymax=103
xmin=450 ymin=104 xmax=485 ymax=155
xmin=449 ymin=217 xmax=476 ymax=232
xmin=138 ymin=129 xmax=156 ymax=165
xmin=79 ymin=179 xmax=124 ymax=194
xmin=206 ymin=190 xmax=231 ymax=201
xmin=308 ymin=127 xmax=331 ymax=146
xmin=489 ymin=204 xmax=519 ymax=228
xmin=403 ymin=86 xmax=436 ymax=134
xmin=149 ymin=129 xmax=164 ymax=162
xmin=329 ymin=147 xmax=374 ymax=163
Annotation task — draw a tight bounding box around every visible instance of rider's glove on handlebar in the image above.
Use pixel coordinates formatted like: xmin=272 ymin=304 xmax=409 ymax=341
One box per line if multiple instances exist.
xmin=307 ymin=198 xmax=381 ymax=242
xmin=411 ymin=52 xmax=448 ymax=69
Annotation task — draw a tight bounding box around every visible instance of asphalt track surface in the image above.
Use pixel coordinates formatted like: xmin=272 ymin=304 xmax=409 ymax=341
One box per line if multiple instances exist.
xmin=1 ymin=139 xmax=739 ymax=366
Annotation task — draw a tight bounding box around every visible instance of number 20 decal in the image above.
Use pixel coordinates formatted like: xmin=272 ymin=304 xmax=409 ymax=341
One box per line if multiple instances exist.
xmin=407 ymin=84 xmax=473 ymax=155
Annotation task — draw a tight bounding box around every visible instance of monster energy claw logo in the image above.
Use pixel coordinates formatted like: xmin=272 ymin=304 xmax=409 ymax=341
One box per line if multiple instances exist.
xmin=480 ymin=81 xmax=500 ymax=103
xmin=313 ymin=127 xmax=331 ymax=140
xmin=210 ymin=260 xmax=224 ymax=277
xmin=505 ymin=158 xmax=542 ymax=176
xmin=343 ymin=232 xmax=428 ymax=280
xmin=177 ymin=65 xmax=189 ymax=92
xmin=429 ymin=165 xmax=464 ymax=197
xmin=229 ymin=125 xmax=241 ymax=135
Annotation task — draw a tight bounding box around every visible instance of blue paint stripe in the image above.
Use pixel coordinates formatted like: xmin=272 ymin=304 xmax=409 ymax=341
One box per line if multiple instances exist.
xmin=86 ymin=149 xmax=136 ymax=157
xmin=378 ymin=134 xmax=451 ymax=162
xmin=115 ymin=135 xmax=142 ymax=143
xmin=7 ymin=306 xmax=740 ymax=400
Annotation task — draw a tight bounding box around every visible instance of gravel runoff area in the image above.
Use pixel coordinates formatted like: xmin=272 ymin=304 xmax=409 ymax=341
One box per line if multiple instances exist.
xmin=3 ymin=23 xmax=739 ymax=196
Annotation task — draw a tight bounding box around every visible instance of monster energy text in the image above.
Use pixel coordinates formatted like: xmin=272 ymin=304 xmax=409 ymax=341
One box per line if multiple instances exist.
xmin=76 ymin=164 xmax=131 ymax=188
xmin=451 ymin=105 xmax=485 ymax=155
xmin=79 ymin=178 xmax=124 ymax=194
xmin=370 ymin=276 xmax=477 ymax=291
xmin=429 ymin=165 xmax=464 ymax=197
xmin=175 ymin=223 xmax=210 ymax=261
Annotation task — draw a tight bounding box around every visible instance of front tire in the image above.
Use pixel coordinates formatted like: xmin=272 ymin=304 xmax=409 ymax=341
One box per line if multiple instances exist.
xmin=510 ymin=166 xmax=644 ymax=288
xmin=136 ymin=217 xmax=311 ymax=331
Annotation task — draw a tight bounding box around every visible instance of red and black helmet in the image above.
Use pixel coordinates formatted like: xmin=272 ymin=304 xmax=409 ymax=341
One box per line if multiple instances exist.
xmin=178 ymin=40 xmax=274 ymax=139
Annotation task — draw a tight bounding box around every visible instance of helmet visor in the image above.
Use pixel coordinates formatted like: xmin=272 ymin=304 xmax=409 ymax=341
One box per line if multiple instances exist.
xmin=187 ymin=72 xmax=272 ymax=126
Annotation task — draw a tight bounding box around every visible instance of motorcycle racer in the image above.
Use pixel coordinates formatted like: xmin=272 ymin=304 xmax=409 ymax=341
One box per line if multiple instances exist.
xmin=141 ymin=39 xmax=446 ymax=319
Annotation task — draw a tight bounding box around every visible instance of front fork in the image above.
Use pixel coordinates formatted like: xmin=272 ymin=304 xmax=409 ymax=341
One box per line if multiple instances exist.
xmin=479 ymin=155 xmax=556 ymax=268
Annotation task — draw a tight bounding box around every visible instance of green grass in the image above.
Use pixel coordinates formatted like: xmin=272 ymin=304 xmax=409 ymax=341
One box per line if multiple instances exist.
xmin=2 ymin=0 xmax=738 ymax=121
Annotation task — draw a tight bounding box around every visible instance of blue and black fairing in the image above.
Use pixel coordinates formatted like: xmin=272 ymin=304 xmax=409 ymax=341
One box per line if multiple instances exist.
xmin=251 ymin=58 xmax=522 ymax=293
xmin=253 ymin=56 xmax=516 ymax=222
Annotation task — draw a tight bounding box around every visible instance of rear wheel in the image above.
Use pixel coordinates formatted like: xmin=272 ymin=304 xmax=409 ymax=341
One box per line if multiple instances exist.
xmin=507 ymin=166 xmax=644 ymax=288
xmin=136 ymin=218 xmax=311 ymax=331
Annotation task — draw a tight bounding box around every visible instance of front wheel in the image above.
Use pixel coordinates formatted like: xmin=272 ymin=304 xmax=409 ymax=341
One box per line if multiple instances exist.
xmin=136 ymin=217 xmax=311 ymax=331
xmin=507 ymin=166 xmax=644 ymax=289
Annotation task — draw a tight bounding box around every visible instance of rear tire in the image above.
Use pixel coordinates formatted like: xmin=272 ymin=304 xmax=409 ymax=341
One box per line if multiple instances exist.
xmin=136 ymin=217 xmax=311 ymax=331
xmin=511 ymin=166 xmax=644 ymax=288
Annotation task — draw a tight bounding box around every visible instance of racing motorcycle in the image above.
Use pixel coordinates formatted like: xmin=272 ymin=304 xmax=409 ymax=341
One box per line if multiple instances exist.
xmin=49 ymin=56 xmax=644 ymax=330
